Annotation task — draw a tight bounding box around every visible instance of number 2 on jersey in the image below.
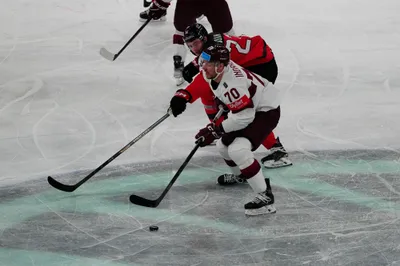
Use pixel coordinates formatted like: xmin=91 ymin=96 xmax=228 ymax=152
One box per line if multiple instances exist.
xmin=226 ymin=39 xmax=251 ymax=54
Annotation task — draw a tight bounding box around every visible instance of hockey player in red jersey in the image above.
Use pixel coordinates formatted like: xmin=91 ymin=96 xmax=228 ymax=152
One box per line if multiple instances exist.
xmin=183 ymin=26 xmax=276 ymax=82
xmin=180 ymin=23 xmax=292 ymax=172
xmin=139 ymin=0 xmax=234 ymax=85
xmin=170 ymin=45 xmax=279 ymax=215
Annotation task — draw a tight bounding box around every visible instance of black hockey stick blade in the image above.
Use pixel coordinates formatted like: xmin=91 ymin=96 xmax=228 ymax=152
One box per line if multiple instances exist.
xmin=47 ymin=112 xmax=170 ymax=193
xmin=129 ymin=141 xmax=202 ymax=208
xmin=129 ymin=108 xmax=224 ymax=208
xmin=47 ymin=176 xmax=77 ymax=192
xmin=129 ymin=194 xmax=159 ymax=208
xmin=99 ymin=47 xmax=116 ymax=61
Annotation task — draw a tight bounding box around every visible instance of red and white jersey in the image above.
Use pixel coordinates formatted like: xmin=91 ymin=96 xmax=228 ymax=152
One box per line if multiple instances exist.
xmin=224 ymin=34 xmax=274 ymax=67
xmin=206 ymin=33 xmax=274 ymax=68
xmin=186 ymin=61 xmax=282 ymax=133
xmin=189 ymin=33 xmax=274 ymax=79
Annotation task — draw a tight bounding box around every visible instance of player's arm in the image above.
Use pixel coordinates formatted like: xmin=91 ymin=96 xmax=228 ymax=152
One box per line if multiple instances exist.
xmin=203 ymin=97 xmax=228 ymax=125
xmin=182 ymin=57 xmax=200 ymax=83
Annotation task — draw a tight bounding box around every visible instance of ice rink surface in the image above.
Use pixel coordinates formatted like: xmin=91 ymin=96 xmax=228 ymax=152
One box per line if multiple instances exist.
xmin=0 ymin=0 xmax=400 ymax=265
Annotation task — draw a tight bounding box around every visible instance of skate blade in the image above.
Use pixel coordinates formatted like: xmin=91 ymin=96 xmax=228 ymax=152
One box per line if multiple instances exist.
xmin=262 ymin=158 xmax=293 ymax=169
xmin=216 ymin=179 xmax=246 ymax=185
xmin=139 ymin=17 xmax=166 ymax=23
xmin=245 ymin=205 xmax=277 ymax=216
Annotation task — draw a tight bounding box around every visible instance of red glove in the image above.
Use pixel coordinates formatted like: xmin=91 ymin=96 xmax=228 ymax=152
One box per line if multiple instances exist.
xmin=195 ymin=123 xmax=224 ymax=147
xmin=149 ymin=0 xmax=170 ymax=20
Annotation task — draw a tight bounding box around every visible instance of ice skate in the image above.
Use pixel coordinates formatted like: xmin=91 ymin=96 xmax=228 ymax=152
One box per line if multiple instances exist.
xmin=216 ymin=173 xmax=245 ymax=185
xmin=139 ymin=8 xmax=167 ymax=22
xmin=261 ymin=137 xmax=292 ymax=169
xmin=173 ymin=55 xmax=185 ymax=86
xmin=245 ymin=179 xmax=276 ymax=216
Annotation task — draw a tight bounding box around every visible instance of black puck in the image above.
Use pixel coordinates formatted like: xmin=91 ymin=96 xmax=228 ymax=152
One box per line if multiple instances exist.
xmin=149 ymin=225 xmax=158 ymax=231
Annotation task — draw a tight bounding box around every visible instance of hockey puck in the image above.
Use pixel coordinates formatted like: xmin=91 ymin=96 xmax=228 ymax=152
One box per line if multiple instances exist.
xmin=149 ymin=225 xmax=158 ymax=232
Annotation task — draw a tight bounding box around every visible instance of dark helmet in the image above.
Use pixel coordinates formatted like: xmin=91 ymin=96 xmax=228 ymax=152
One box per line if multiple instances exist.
xmin=183 ymin=23 xmax=208 ymax=43
xmin=200 ymin=45 xmax=230 ymax=66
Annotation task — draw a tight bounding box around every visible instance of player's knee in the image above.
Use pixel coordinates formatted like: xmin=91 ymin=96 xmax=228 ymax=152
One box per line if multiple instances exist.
xmin=227 ymin=138 xmax=254 ymax=168
xmin=216 ymin=139 xmax=230 ymax=159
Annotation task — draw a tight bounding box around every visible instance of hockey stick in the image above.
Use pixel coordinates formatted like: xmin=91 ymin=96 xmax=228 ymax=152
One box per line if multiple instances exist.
xmin=99 ymin=18 xmax=152 ymax=61
xmin=48 ymin=111 xmax=171 ymax=192
xmin=129 ymin=107 xmax=225 ymax=208
xmin=143 ymin=0 xmax=151 ymax=8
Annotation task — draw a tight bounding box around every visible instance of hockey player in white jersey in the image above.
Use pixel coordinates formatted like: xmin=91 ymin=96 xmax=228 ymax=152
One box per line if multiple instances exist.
xmin=169 ymin=45 xmax=280 ymax=215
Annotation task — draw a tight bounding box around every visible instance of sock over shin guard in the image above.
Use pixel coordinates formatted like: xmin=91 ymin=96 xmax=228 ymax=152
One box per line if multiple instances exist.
xmin=241 ymin=160 xmax=266 ymax=193
xmin=262 ymin=132 xmax=277 ymax=150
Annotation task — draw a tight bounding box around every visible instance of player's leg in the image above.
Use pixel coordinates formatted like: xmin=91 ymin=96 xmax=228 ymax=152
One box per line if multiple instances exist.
xmin=215 ymin=140 xmax=246 ymax=185
xmin=203 ymin=0 xmax=235 ymax=35
xmin=236 ymin=108 xmax=280 ymax=215
xmin=261 ymin=135 xmax=292 ymax=169
xmin=217 ymin=108 xmax=281 ymax=215
xmin=246 ymin=61 xmax=293 ymax=168
xmin=226 ymin=138 xmax=276 ymax=216
xmin=173 ymin=1 xmax=202 ymax=85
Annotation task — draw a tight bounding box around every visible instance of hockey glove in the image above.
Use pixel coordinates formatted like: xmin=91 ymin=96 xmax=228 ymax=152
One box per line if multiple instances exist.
xmin=195 ymin=122 xmax=224 ymax=147
xmin=169 ymin=89 xmax=191 ymax=117
xmin=182 ymin=61 xmax=200 ymax=83
xmin=149 ymin=0 xmax=170 ymax=20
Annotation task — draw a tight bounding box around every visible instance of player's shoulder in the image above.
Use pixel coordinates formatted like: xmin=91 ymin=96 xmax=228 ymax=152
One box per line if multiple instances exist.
xmin=225 ymin=61 xmax=248 ymax=84
xmin=207 ymin=32 xmax=225 ymax=46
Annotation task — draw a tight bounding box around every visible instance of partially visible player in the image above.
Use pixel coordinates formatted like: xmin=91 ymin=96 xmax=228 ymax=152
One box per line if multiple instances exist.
xmin=170 ymin=45 xmax=280 ymax=215
xmin=181 ymin=23 xmax=292 ymax=171
xmin=139 ymin=0 xmax=235 ymax=85
xmin=182 ymin=23 xmax=277 ymax=85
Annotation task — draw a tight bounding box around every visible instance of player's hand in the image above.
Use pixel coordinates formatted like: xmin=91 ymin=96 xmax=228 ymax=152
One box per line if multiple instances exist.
xmin=182 ymin=61 xmax=200 ymax=83
xmin=169 ymin=89 xmax=191 ymax=117
xmin=149 ymin=0 xmax=169 ymax=20
xmin=195 ymin=123 xmax=224 ymax=147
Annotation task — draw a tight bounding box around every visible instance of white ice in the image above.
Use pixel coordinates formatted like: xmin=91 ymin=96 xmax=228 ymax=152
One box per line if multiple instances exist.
xmin=0 ymin=0 xmax=399 ymax=186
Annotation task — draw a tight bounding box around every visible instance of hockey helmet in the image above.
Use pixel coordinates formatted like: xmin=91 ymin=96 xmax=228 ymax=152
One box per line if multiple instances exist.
xmin=183 ymin=23 xmax=208 ymax=43
xmin=200 ymin=45 xmax=230 ymax=66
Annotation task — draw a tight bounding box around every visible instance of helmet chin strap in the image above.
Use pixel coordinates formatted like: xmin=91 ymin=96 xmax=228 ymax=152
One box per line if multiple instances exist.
xmin=213 ymin=65 xmax=224 ymax=80
xmin=202 ymin=63 xmax=225 ymax=81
